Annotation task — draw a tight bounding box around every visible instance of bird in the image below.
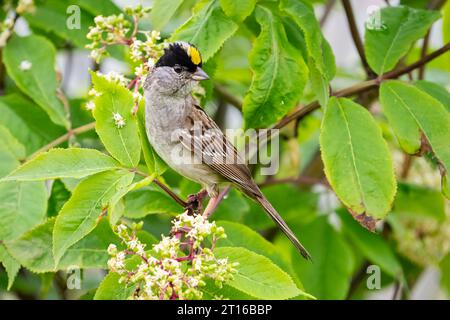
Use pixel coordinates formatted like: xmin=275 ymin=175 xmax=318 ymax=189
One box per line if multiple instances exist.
xmin=143 ymin=42 xmax=311 ymax=260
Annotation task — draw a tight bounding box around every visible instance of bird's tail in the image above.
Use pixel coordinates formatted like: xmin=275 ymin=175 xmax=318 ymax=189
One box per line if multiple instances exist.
xmin=255 ymin=195 xmax=311 ymax=260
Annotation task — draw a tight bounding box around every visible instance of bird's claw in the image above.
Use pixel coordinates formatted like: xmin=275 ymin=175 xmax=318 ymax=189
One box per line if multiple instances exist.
xmin=185 ymin=190 xmax=207 ymax=215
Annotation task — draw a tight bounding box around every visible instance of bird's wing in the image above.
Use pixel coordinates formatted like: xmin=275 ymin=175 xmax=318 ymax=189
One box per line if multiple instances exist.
xmin=177 ymin=103 xmax=261 ymax=198
xmin=178 ymin=102 xmax=311 ymax=260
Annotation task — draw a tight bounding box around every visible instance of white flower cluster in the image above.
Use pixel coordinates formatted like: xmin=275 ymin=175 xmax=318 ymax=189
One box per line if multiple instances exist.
xmin=107 ymin=213 xmax=237 ymax=300
xmin=86 ymin=13 xmax=131 ymax=62
xmin=394 ymin=212 xmax=450 ymax=267
xmin=86 ymin=5 xmax=160 ymax=67
xmin=101 ymin=71 xmax=130 ymax=87
xmin=84 ymin=6 xmax=167 ymax=117
xmin=84 ymin=88 xmax=100 ymax=111
xmin=123 ymin=5 xmax=151 ymax=18
xmin=129 ymin=31 xmax=162 ymax=63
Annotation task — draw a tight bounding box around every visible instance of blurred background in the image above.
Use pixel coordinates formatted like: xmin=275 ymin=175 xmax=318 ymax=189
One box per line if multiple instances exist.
xmin=1 ymin=0 xmax=449 ymax=300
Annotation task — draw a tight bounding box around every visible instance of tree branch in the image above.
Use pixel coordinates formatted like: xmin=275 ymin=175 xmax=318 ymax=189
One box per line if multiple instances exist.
xmin=341 ymin=0 xmax=375 ymax=78
xmin=418 ymin=30 xmax=431 ymax=80
xmin=26 ymin=122 xmax=96 ymax=161
xmin=134 ymin=170 xmax=187 ymax=207
xmin=382 ymin=42 xmax=450 ymax=79
xmin=274 ymin=42 xmax=450 ymax=130
xmin=320 ymin=0 xmax=337 ymax=27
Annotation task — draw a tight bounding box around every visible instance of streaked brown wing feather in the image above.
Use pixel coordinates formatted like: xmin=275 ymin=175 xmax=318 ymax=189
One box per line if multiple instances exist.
xmin=178 ymin=104 xmax=261 ymax=197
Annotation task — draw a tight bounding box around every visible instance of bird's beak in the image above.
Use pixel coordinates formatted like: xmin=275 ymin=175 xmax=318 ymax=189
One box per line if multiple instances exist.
xmin=192 ymin=67 xmax=209 ymax=81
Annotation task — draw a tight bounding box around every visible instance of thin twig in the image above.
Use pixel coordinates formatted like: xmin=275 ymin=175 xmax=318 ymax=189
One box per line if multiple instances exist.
xmin=392 ymin=280 xmax=402 ymax=300
xmin=347 ymin=260 xmax=370 ymax=299
xmin=341 ymin=0 xmax=374 ymax=78
xmin=133 ymin=169 xmax=187 ymax=208
xmin=418 ymin=30 xmax=431 ymax=79
xmin=382 ymin=42 xmax=450 ymax=79
xmin=153 ymin=179 xmax=187 ymax=207
xmin=320 ymin=0 xmax=336 ymax=27
xmin=400 ymin=153 xmax=413 ymax=179
xmin=26 ymin=122 xmax=96 ymax=161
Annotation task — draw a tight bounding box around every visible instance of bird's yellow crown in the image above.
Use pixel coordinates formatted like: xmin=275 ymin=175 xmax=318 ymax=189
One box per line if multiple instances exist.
xmin=187 ymin=45 xmax=202 ymax=65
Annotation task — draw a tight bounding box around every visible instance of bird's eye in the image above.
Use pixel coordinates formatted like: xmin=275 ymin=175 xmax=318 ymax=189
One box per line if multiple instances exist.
xmin=174 ymin=65 xmax=182 ymax=74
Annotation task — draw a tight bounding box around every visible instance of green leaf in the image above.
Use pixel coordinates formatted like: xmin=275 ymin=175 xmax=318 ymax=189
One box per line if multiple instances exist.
xmin=6 ymin=218 xmax=62 ymax=273
xmin=0 ymin=146 xmax=20 ymax=179
xmin=123 ymin=186 xmax=181 ymax=219
xmin=53 ymin=170 xmax=134 ymax=265
xmin=0 ymin=181 xmax=47 ymax=241
xmin=440 ymin=252 xmax=450 ymax=294
xmin=23 ymin=0 xmax=93 ymax=48
xmin=216 ymin=221 xmax=291 ymax=273
xmin=5 ymin=218 xmax=121 ymax=273
xmin=212 ymin=189 xmax=249 ymax=222
xmin=3 ymin=148 xmax=119 ymax=182
xmin=202 ymin=280 xmax=256 ymax=299
xmin=137 ymin=104 xmax=167 ymax=175
xmin=150 ymin=0 xmax=184 ymax=30
xmin=338 ymin=209 xmax=402 ymax=278
xmin=219 ymin=0 xmax=256 ymax=21
xmin=0 ymin=94 xmax=65 ymax=155
xmin=75 ymin=0 xmax=121 ymax=16
xmin=47 ymin=180 xmax=71 ymax=217
xmin=380 ymin=81 xmax=450 ymax=199
xmin=291 ymin=216 xmax=354 ymax=299
xmin=364 ymin=6 xmax=440 ymax=75
xmin=94 ymin=272 xmax=136 ymax=300
xmin=242 ymin=5 xmax=308 ymax=129
xmin=443 ymin=1 xmax=450 ymax=45
xmin=415 ymin=80 xmax=450 ymax=113
xmin=0 ymin=125 xmax=26 ymax=160
xmin=320 ymin=97 xmax=397 ymax=224
xmin=108 ymin=174 xmax=156 ymax=225
xmin=280 ymin=0 xmax=336 ymax=107
xmin=3 ymin=35 xmax=69 ymax=127
xmin=91 ymin=73 xmax=141 ymax=168
xmin=393 ymin=183 xmax=446 ymax=222
xmin=171 ymin=0 xmax=238 ymax=61
xmin=215 ymin=247 xmax=304 ymax=299
xmin=280 ymin=0 xmax=326 ymax=77
xmin=0 ymin=244 xmax=20 ymax=290
xmin=309 ymin=58 xmax=329 ymax=108
xmin=280 ymin=0 xmax=335 ymax=107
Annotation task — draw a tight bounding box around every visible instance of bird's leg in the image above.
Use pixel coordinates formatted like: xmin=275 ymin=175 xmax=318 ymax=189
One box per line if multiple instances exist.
xmin=185 ymin=189 xmax=208 ymax=214
xmin=202 ymin=187 xmax=230 ymax=219
xmin=202 ymin=196 xmax=219 ymax=219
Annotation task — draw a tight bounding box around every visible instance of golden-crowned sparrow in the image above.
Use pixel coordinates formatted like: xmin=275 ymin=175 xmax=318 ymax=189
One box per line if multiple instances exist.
xmin=144 ymin=42 xmax=310 ymax=259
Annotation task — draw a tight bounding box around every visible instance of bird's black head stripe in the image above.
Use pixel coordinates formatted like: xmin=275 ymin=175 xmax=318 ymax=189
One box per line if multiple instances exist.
xmin=155 ymin=43 xmax=202 ymax=72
